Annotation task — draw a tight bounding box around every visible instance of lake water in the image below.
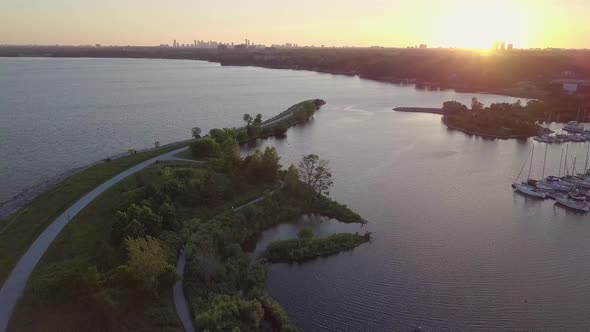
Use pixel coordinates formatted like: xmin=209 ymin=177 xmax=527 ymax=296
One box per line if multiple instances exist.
xmin=3 ymin=58 xmax=590 ymax=330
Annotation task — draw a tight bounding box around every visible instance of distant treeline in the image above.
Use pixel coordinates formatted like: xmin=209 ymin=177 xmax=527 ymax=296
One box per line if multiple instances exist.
xmin=5 ymin=46 xmax=590 ymax=96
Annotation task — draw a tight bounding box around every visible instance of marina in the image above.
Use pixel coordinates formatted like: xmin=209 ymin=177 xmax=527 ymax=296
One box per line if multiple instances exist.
xmin=512 ymin=140 xmax=590 ymax=212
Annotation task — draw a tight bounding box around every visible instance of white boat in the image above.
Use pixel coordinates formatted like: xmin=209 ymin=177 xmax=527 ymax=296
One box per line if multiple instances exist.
xmin=555 ymin=196 xmax=590 ymax=212
xmin=534 ymin=135 xmax=555 ymax=143
xmin=569 ymin=134 xmax=587 ymax=142
xmin=564 ymin=121 xmax=585 ymax=133
xmin=513 ymin=182 xmax=547 ymax=198
xmin=538 ymin=176 xmax=575 ymax=192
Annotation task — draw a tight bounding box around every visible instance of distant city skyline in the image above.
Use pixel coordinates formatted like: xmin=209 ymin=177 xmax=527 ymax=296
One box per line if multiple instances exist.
xmin=1 ymin=0 xmax=590 ymax=49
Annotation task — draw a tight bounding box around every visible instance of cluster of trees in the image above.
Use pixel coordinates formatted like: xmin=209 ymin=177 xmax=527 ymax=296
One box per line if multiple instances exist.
xmin=263 ymin=230 xmax=372 ymax=263
xmin=189 ymin=100 xmax=323 ymax=160
xmin=443 ymin=97 xmax=545 ymax=138
xmin=179 ymin=152 xmax=367 ymax=331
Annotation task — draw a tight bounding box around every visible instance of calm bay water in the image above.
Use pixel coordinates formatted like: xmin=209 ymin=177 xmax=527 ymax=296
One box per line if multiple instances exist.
xmin=2 ymin=58 xmax=590 ymax=330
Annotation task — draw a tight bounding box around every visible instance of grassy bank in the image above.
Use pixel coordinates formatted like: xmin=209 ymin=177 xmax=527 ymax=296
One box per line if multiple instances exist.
xmin=263 ymin=232 xmax=371 ymax=263
xmin=0 ymin=143 xmax=187 ymax=285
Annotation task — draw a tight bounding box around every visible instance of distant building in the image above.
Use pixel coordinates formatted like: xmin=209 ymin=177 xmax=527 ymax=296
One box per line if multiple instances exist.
xmin=500 ymin=41 xmax=506 ymax=51
xmin=419 ymin=44 xmax=427 ymax=49
xmin=493 ymin=41 xmax=499 ymax=50
xmin=507 ymin=43 xmax=513 ymax=51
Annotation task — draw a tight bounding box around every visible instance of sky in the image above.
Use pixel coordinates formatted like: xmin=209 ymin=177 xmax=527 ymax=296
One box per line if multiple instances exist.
xmin=1 ymin=0 xmax=589 ymax=49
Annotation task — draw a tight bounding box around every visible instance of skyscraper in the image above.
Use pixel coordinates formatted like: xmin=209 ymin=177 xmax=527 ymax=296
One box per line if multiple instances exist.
xmin=500 ymin=41 xmax=506 ymax=51
xmin=493 ymin=41 xmax=499 ymax=50
xmin=507 ymin=43 xmax=513 ymax=51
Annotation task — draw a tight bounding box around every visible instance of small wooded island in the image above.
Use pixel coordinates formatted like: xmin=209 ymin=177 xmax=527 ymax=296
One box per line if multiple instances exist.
xmin=396 ymin=97 xmax=571 ymax=139
xmin=7 ymin=99 xmax=368 ymax=332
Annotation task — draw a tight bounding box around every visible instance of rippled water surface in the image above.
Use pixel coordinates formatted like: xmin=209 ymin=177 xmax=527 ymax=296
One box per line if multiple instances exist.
xmin=3 ymin=57 xmax=590 ymax=331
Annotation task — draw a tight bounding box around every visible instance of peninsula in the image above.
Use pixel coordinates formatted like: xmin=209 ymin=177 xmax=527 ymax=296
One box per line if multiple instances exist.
xmin=0 ymin=99 xmax=368 ymax=332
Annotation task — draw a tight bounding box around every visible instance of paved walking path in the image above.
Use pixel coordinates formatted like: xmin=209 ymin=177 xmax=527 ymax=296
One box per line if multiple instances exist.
xmin=0 ymin=146 xmax=188 ymax=332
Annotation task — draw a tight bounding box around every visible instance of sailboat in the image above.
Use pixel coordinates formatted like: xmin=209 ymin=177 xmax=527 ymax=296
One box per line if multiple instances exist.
xmin=555 ymin=195 xmax=590 ymax=212
xmin=512 ymin=144 xmax=547 ymax=198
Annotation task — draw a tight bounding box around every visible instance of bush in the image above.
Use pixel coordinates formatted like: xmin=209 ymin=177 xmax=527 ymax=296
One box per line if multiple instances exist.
xmin=298 ymin=228 xmax=313 ymax=239
xmin=190 ymin=138 xmax=221 ymax=158
xmin=263 ymin=232 xmax=370 ymax=263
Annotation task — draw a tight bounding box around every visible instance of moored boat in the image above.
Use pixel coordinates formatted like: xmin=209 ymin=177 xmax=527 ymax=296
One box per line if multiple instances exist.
xmin=555 ymin=196 xmax=590 ymax=212
xmin=513 ymin=182 xmax=547 ymax=199
xmin=564 ymin=121 xmax=585 ymax=133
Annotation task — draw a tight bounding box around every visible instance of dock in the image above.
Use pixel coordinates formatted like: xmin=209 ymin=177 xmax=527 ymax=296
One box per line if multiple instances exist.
xmin=393 ymin=107 xmax=444 ymax=115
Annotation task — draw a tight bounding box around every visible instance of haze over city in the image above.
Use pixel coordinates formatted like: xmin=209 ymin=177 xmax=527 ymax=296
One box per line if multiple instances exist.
xmin=2 ymin=0 xmax=590 ymax=49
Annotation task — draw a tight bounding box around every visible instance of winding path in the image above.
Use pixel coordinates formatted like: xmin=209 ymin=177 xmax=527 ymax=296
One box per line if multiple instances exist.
xmin=172 ymin=181 xmax=283 ymax=332
xmin=0 ymin=146 xmax=189 ymax=332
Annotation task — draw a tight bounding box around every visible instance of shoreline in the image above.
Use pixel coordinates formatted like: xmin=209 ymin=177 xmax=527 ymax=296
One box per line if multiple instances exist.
xmin=0 ymin=98 xmax=323 ymax=222
xmin=441 ymin=115 xmax=532 ymax=140
xmin=393 ymin=106 xmax=535 ymax=139
xmin=0 ymin=139 xmax=191 ymax=222
xmin=1 ymin=53 xmax=540 ymax=100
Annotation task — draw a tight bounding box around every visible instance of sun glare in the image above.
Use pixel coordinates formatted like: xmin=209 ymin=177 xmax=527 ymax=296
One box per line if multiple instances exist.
xmin=434 ymin=0 xmax=530 ymax=50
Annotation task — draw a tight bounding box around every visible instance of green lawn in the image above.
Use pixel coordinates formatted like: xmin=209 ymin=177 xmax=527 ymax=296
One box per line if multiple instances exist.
xmin=0 ymin=143 xmax=187 ymax=285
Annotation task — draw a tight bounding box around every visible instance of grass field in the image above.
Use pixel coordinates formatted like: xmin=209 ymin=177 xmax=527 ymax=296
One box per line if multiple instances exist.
xmin=0 ymin=143 xmax=187 ymax=285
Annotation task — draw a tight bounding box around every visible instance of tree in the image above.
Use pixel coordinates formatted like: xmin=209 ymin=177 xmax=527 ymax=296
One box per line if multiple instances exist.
xmin=254 ymin=113 xmax=263 ymax=125
xmin=243 ymin=114 xmax=253 ymax=126
xmin=190 ymin=138 xmax=221 ymax=158
xmin=220 ymin=138 xmax=242 ymax=175
xmin=298 ymin=228 xmax=313 ymax=239
xmin=125 ymin=237 xmax=177 ymax=296
xmin=154 ymin=141 xmax=160 ymax=148
xmin=298 ymin=154 xmax=333 ymax=195
xmin=245 ymin=147 xmax=281 ymax=183
xmin=284 ymin=164 xmax=299 ymax=191
xmin=471 ymin=97 xmax=484 ymax=111
xmin=209 ymin=128 xmax=230 ymax=143
xmin=191 ymin=127 xmax=202 ymax=139
xmin=111 ymin=204 xmax=162 ymax=245
xmin=442 ymin=101 xmax=468 ymax=114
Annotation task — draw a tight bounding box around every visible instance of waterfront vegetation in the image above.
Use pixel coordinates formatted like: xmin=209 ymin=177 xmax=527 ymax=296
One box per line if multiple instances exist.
xmin=0 ymin=143 xmax=187 ymax=286
xmin=442 ymin=98 xmax=549 ymax=138
xmin=189 ymin=99 xmax=324 ymax=159
xmin=263 ymin=231 xmax=371 ymax=263
xmin=9 ymin=132 xmax=365 ymax=331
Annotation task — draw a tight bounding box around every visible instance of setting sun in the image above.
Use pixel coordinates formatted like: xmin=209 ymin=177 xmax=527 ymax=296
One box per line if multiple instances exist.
xmin=433 ymin=0 xmax=530 ymax=49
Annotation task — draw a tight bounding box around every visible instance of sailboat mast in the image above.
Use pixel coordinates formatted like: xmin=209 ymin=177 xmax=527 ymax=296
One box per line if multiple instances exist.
xmin=559 ymin=147 xmax=564 ymax=177
xmin=572 ymin=157 xmax=577 ymax=175
xmin=585 ymin=142 xmax=590 ymax=173
xmin=542 ymin=144 xmax=548 ymax=179
xmin=528 ymin=144 xmax=535 ymax=180
xmin=565 ymin=144 xmax=569 ymax=176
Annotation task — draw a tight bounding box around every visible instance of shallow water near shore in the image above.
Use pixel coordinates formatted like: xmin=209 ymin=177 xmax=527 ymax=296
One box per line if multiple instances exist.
xmin=4 ymin=57 xmax=590 ymax=331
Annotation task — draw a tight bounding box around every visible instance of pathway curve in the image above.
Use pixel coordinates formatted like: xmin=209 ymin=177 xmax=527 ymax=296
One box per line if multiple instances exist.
xmin=0 ymin=146 xmax=189 ymax=332
xmin=172 ymin=181 xmax=283 ymax=332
